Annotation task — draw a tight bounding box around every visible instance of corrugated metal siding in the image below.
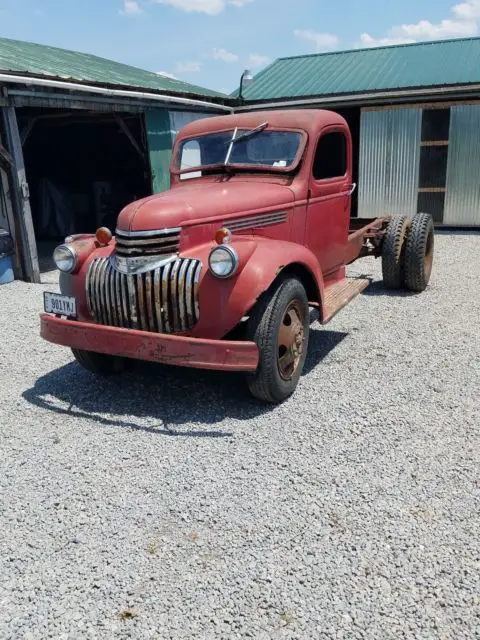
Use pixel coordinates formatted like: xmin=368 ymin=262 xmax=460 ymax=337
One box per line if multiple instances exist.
xmin=358 ymin=111 xmax=389 ymax=218
xmin=444 ymin=105 xmax=480 ymax=225
xmin=358 ymin=108 xmax=421 ymax=218
xmin=0 ymin=37 xmax=225 ymax=99
xmin=239 ymin=37 xmax=480 ymax=101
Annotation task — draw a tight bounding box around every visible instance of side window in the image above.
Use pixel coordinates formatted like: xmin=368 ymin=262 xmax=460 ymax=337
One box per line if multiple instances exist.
xmin=313 ymin=132 xmax=347 ymax=180
xmin=180 ymin=139 xmax=202 ymax=180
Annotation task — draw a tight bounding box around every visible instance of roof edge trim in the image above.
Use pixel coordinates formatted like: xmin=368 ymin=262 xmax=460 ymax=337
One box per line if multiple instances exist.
xmin=0 ymin=73 xmax=232 ymax=112
xmin=234 ymin=83 xmax=480 ymax=111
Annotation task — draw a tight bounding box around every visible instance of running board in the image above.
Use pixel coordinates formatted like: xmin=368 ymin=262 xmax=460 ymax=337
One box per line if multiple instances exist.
xmin=322 ymin=278 xmax=370 ymax=324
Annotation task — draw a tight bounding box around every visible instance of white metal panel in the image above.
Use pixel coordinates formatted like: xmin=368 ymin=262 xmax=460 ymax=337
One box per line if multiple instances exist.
xmin=358 ymin=108 xmax=421 ymax=218
xmin=169 ymin=110 xmax=215 ymax=140
xmin=358 ymin=110 xmax=389 ymax=218
xmin=444 ymin=105 xmax=480 ymax=225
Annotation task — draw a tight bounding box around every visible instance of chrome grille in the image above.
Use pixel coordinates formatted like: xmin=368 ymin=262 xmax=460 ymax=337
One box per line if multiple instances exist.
xmin=115 ymin=228 xmax=181 ymax=257
xmin=86 ymin=257 xmax=201 ymax=333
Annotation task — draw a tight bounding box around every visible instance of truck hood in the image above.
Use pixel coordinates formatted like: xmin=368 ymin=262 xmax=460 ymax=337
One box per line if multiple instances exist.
xmin=116 ymin=181 xmax=295 ymax=232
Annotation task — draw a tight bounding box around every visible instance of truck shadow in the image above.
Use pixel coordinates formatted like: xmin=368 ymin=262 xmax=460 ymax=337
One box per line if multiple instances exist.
xmin=22 ymin=328 xmax=347 ymax=436
xmin=359 ymin=279 xmax=419 ymax=298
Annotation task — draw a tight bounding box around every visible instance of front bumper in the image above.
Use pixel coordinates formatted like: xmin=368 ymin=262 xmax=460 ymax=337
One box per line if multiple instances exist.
xmin=40 ymin=314 xmax=259 ymax=372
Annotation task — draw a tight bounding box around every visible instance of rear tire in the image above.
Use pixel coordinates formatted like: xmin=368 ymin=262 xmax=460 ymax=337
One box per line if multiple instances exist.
xmin=246 ymin=277 xmax=309 ymax=404
xmin=404 ymin=213 xmax=434 ymax=292
xmin=72 ymin=348 xmax=126 ymax=375
xmin=382 ymin=215 xmax=410 ymax=289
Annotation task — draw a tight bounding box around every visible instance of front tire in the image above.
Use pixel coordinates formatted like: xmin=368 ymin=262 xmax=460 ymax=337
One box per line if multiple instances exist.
xmin=72 ymin=348 xmax=126 ymax=375
xmin=246 ymin=277 xmax=310 ymax=404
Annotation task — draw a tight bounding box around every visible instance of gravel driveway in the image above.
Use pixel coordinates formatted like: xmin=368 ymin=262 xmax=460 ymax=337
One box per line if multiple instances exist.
xmin=0 ymin=232 xmax=479 ymax=639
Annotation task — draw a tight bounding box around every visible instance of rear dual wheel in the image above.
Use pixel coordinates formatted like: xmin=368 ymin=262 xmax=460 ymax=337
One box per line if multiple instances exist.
xmin=404 ymin=213 xmax=435 ymax=292
xmin=382 ymin=215 xmax=410 ymax=289
xmin=382 ymin=213 xmax=434 ymax=292
xmin=246 ymin=277 xmax=310 ymax=404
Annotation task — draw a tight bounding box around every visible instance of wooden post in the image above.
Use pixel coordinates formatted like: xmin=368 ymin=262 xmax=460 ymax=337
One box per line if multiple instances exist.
xmin=2 ymin=105 xmax=40 ymax=282
xmin=0 ymin=144 xmax=16 ymax=244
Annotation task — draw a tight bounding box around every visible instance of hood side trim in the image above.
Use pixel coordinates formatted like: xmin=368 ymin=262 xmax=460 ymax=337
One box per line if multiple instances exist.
xmin=116 ymin=227 xmax=181 ymax=238
xmin=224 ymin=211 xmax=287 ymax=232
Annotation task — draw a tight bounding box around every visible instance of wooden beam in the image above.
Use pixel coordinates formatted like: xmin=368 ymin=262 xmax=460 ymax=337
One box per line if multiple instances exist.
xmin=20 ymin=118 xmax=38 ymax=146
xmin=0 ymin=142 xmax=13 ymax=169
xmin=114 ymin=114 xmax=146 ymax=162
xmin=2 ymin=106 xmax=40 ymax=283
xmin=418 ymin=187 xmax=446 ymax=193
xmin=420 ymin=140 xmax=449 ymax=147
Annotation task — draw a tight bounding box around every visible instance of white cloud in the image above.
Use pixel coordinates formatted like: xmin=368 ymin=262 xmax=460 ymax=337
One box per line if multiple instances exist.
xmin=119 ymin=0 xmax=143 ymax=15
xmin=212 ymin=47 xmax=239 ymax=63
xmin=294 ymin=29 xmax=340 ymax=51
xmin=154 ymin=0 xmax=253 ymax=15
xmin=248 ymin=53 xmax=271 ymax=68
xmin=156 ymin=71 xmax=178 ymax=79
xmin=360 ymin=34 xmax=416 ymax=48
xmin=392 ymin=18 xmax=477 ymax=39
xmin=175 ymin=60 xmax=203 ymax=73
xmin=361 ymin=0 xmax=480 ymax=47
xmin=453 ymin=0 xmax=480 ymax=19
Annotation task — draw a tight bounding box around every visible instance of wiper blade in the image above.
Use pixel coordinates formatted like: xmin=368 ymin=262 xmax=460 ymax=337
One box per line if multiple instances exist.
xmin=224 ymin=122 xmax=268 ymax=166
xmin=230 ymin=122 xmax=268 ymax=144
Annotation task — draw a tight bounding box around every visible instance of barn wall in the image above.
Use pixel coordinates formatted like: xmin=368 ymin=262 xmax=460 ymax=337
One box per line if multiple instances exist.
xmin=358 ymin=108 xmax=422 ymax=219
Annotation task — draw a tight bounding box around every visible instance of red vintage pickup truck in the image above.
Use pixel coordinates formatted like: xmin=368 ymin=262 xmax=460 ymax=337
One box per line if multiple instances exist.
xmin=41 ymin=109 xmax=434 ymax=403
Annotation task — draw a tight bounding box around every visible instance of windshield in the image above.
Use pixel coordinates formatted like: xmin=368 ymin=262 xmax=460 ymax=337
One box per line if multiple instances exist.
xmin=175 ymin=128 xmax=303 ymax=178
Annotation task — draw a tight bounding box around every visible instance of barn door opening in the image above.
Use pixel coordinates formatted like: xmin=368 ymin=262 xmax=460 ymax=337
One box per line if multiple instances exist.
xmin=19 ymin=107 xmax=150 ymax=279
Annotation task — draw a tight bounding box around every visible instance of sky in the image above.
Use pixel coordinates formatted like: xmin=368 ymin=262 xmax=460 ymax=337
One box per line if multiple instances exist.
xmin=1 ymin=0 xmax=480 ymax=94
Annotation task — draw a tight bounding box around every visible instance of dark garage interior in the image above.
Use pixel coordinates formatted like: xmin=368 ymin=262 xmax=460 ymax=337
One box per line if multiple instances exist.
xmin=18 ymin=108 xmax=151 ymax=244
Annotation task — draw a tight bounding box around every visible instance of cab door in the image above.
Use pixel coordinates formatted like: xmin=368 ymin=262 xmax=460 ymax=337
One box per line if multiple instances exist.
xmin=305 ymin=128 xmax=353 ymax=276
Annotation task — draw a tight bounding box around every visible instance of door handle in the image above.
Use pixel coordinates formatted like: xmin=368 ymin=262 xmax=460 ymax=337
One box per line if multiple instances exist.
xmin=347 ymin=183 xmax=357 ymax=195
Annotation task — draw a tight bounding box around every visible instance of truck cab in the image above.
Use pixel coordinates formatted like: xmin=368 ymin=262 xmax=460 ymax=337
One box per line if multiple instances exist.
xmin=167 ymin=109 xmax=354 ymax=279
xmin=41 ymin=109 xmax=434 ymax=403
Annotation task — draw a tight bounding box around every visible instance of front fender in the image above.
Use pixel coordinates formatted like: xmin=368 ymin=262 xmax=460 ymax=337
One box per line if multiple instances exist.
xmin=60 ymin=237 xmax=325 ymax=340
xmin=187 ymin=238 xmax=325 ymax=340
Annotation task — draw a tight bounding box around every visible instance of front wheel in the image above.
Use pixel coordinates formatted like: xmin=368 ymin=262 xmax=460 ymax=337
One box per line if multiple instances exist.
xmin=246 ymin=277 xmax=310 ymax=404
xmin=72 ymin=348 xmax=126 ymax=375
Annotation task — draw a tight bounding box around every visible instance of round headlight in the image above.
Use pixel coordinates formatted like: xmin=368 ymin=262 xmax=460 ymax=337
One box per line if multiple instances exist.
xmin=208 ymin=245 xmax=239 ymax=279
xmin=53 ymin=244 xmax=78 ymax=273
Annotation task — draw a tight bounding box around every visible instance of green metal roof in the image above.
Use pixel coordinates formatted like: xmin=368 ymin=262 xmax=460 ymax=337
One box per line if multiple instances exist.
xmin=239 ymin=37 xmax=480 ymax=102
xmin=0 ymin=37 xmax=226 ymax=100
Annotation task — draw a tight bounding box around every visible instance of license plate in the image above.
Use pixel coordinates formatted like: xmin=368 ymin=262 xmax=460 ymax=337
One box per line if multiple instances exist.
xmin=44 ymin=292 xmax=77 ymax=318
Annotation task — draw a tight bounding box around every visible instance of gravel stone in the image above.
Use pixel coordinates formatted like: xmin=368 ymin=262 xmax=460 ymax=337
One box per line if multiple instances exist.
xmin=0 ymin=231 xmax=479 ymax=639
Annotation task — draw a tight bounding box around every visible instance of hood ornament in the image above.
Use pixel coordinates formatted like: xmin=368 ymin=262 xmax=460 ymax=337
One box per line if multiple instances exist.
xmin=111 ymin=253 xmax=178 ymax=275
